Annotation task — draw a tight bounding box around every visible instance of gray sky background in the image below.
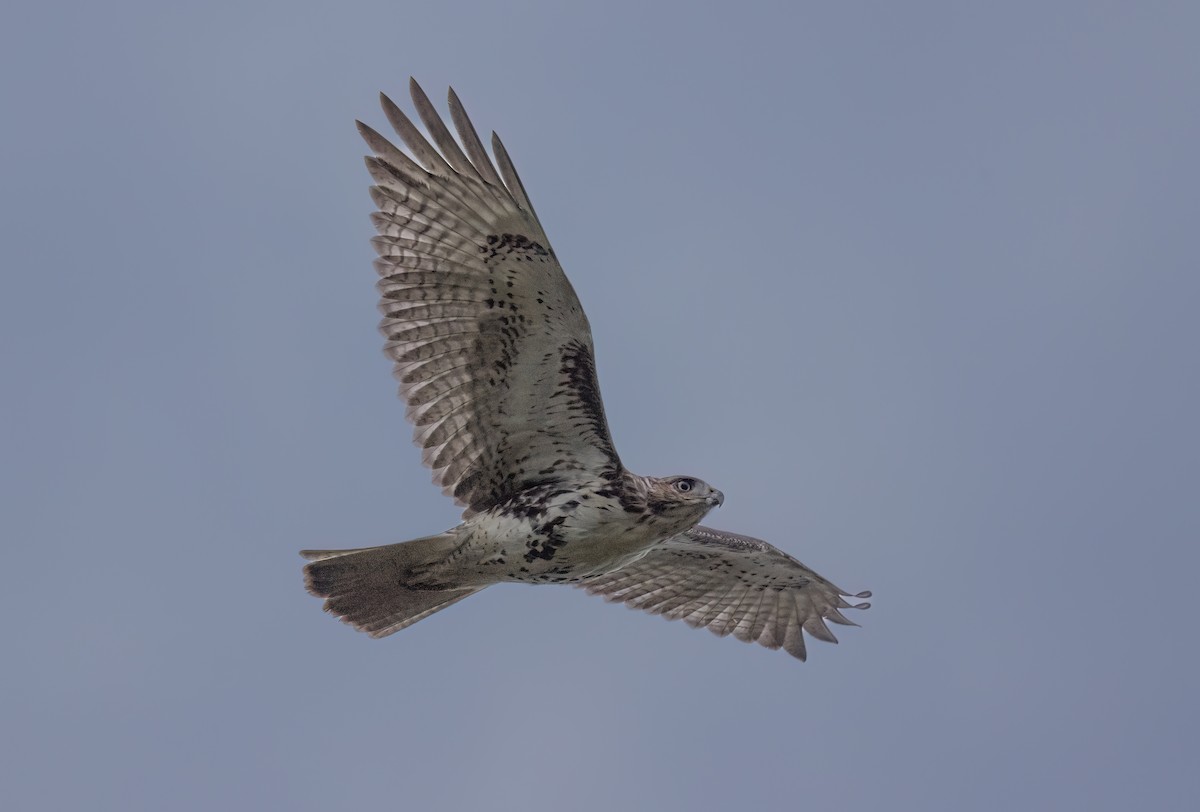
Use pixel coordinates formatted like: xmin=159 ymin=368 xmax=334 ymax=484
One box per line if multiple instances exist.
xmin=2 ymin=2 xmax=1197 ymax=810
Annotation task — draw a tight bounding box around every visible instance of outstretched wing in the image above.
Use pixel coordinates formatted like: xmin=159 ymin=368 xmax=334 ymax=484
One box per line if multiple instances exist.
xmin=361 ymin=80 xmax=622 ymax=515
xmin=578 ymin=526 xmax=871 ymax=661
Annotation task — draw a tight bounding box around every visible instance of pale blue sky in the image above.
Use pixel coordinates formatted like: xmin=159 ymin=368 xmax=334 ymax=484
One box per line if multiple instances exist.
xmin=2 ymin=2 xmax=1198 ymax=810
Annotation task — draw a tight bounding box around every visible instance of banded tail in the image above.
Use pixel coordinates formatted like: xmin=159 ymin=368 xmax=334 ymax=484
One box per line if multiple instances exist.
xmin=301 ymin=533 xmax=484 ymax=637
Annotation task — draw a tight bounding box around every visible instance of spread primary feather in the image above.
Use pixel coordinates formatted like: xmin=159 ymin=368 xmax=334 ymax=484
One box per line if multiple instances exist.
xmin=302 ymin=79 xmax=869 ymax=660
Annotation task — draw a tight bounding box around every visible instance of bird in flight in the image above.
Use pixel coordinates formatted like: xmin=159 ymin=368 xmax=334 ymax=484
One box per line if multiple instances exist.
xmin=302 ymin=80 xmax=870 ymax=661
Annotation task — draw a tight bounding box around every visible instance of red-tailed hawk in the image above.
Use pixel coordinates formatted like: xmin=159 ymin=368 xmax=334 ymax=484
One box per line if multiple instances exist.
xmin=302 ymin=80 xmax=870 ymax=660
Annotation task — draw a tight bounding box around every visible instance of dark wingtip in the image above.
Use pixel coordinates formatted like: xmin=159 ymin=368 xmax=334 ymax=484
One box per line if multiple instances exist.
xmin=356 ymin=120 xmax=383 ymax=150
xmin=408 ymin=77 xmax=428 ymax=106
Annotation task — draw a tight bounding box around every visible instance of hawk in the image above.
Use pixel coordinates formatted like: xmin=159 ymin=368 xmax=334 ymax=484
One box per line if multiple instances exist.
xmin=302 ymin=80 xmax=870 ymax=661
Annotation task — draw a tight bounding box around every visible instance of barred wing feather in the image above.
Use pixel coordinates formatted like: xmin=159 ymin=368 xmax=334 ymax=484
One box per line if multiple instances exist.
xmin=579 ymin=526 xmax=871 ymax=660
xmin=362 ymin=80 xmax=622 ymax=515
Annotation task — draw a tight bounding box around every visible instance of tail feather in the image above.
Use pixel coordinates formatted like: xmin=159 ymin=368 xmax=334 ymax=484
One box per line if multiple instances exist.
xmin=301 ymin=534 xmax=484 ymax=638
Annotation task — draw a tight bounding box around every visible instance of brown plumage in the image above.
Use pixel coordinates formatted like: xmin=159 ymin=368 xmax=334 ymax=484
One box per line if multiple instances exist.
xmin=301 ymin=80 xmax=870 ymax=660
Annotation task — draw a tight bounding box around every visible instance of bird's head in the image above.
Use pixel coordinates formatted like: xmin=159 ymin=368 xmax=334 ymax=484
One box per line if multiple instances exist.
xmin=643 ymin=475 xmax=724 ymax=525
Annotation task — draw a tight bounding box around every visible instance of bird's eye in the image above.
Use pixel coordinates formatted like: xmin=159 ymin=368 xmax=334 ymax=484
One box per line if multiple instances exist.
xmin=676 ymin=479 xmax=693 ymax=492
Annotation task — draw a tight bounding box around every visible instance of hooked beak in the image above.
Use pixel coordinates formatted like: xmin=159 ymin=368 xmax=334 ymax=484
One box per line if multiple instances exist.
xmin=706 ymin=489 xmax=725 ymax=508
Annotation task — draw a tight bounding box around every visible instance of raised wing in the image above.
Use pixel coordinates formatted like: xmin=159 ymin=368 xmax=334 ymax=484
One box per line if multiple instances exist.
xmin=579 ymin=526 xmax=871 ymax=660
xmin=361 ymin=80 xmax=622 ymax=515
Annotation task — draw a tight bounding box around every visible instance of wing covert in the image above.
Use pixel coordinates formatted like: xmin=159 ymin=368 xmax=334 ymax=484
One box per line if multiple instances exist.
xmin=362 ymin=80 xmax=623 ymax=515
xmin=578 ymin=526 xmax=871 ymax=660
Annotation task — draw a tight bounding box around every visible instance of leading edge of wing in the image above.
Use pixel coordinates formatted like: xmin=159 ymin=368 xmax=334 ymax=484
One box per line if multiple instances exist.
xmin=360 ymin=80 xmax=624 ymax=514
xmin=579 ymin=526 xmax=871 ymax=660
